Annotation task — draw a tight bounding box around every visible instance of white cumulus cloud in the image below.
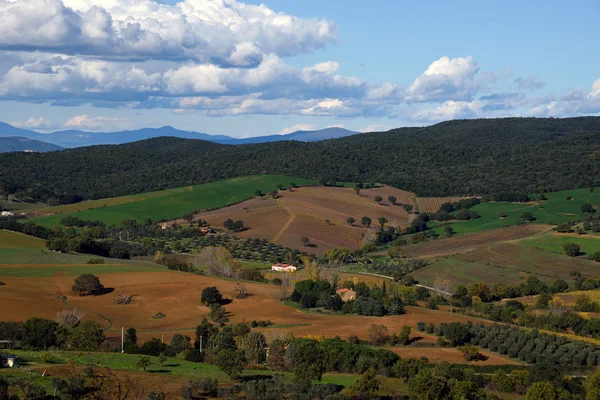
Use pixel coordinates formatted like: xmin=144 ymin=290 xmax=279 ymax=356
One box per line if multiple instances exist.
xmin=279 ymin=123 xmax=316 ymax=134
xmin=406 ymin=56 xmax=480 ymax=102
xmin=0 ymin=0 xmax=337 ymax=65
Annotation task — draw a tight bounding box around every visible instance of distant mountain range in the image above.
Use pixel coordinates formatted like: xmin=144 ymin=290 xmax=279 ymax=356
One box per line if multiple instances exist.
xmin=0 ymin=136 xmax=64 ymax=153
xmin=0 ymin=121 xmax=358 ymax=149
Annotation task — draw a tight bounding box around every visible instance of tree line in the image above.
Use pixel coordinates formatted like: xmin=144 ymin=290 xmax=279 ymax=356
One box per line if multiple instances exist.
xmin=3 ymin=117 xmax=600 ymax=202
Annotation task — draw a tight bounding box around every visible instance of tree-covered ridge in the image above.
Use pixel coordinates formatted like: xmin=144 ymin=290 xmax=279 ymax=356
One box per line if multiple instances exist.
xmin=2 ymin=116 xmax=600 ymax=200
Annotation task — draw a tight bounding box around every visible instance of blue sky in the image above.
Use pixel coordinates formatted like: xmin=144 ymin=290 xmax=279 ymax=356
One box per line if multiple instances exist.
xmin=0 ymin=0 xmax=599 ymax=137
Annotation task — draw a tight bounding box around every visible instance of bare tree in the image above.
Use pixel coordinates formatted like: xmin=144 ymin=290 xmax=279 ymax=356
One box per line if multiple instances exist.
xmin=197 ymin=246 xmax=237 ymax=278
xmin=325 ymin=259 xmax=344 ymax=291
xmin=279 ymin=271 xmax=291 ymax=300
xmin=56 ymin=309 xmax=85 ymax=329
xmin=234 ymin=283 xmax=248 ymax=299
xmin=433 ymin=278 xmax=453 ymax=314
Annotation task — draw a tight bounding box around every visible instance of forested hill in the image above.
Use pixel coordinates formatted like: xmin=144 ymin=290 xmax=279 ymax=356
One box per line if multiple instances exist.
xmin=1 ymin=117 xmax=600 ymax=201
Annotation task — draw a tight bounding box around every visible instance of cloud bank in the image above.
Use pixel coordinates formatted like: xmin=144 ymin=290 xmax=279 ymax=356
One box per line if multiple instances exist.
xmin=0 ymin=0 xmax=599 ymax=124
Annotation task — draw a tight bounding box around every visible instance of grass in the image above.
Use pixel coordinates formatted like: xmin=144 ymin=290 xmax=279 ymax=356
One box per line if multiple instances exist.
xmin=0 ymin=230 xmax=46 ymax=249
xmin=31 ymin=175 xmax=317 ymax=228
xmin=412 ymin=242 xmax=600 ymax=288
xmin=4 ymin=350 xmax=379 ymax=390
xmin=517 ymin=232 xmax=600 ymax=256
xmin=427 ymin=186 xmax=600 ymax=235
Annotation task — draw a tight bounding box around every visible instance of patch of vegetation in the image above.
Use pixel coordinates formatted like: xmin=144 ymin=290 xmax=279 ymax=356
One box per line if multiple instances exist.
xmin=151 ymin=312 xmax=166 ymax=320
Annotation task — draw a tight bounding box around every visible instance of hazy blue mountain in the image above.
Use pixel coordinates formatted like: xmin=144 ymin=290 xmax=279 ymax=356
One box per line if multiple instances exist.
xmin=0 ymin=122 xmax=47 ymax=140
xmin=0 ymin=122 xmax=359 ymax=147
xmin=217 ymin=127 xmax=358 ymax=144
xmin=45 ymin=126 xmax=233 ymax=148
xmin=0 ymin=136 xmax=64 ymax=153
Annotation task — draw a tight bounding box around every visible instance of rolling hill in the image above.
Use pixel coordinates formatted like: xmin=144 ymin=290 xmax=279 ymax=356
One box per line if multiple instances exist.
xmin=0 ymin=121 xmax=358 ymax=147
xmin=1 ymin=117 xmax=600 ymax=201
xmin=0 ymin=136 xmax=64 ymax=153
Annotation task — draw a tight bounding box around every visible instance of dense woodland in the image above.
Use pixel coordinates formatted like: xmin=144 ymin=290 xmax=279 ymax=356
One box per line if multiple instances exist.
xmin=2 ymin=117 xmax=600 ymax=200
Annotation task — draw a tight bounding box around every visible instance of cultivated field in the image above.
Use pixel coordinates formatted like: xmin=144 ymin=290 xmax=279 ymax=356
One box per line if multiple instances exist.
xmin=0 ymin=269 xmax=475 ymax=340
xmin=30 ymin=175 xmax=317 ymax=228
xmin=173 ymin=185 xmax=415 ymax=254
xmin=413 ymin=242 xmax=600 ymax=288
xmin=400 ymin=224 xmax=551 ymax=259
xmin=387 ymin=347 xmax=522 ymax=366
xmin=427 ymin=186 xmax=600 ymax=235
xmin=415 ymin=197 xmax=467 ymax=214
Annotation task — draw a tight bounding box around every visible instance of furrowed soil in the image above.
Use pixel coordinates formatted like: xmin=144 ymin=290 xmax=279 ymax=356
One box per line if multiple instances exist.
xmin=184 ymin=186 xmax=414 ymax=255
xmin=415 ymin=197 xmax=468 ymax=214
xmin=0 ymin=270 xmax=479 ymax=352
xmin=386 ymin=347 xmax=522 ymax=366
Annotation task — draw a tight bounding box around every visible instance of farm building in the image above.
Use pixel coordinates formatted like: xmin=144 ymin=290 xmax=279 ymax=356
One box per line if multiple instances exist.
xmin=0 ymin=211 xmax=14 ymax=217
xmin=336 ymin=288 xmax=356 ymax=302
xmin=0 ymin=355 xmax=19 ymax=368
xmin=271 ymin=263 xmax=297 ymax=272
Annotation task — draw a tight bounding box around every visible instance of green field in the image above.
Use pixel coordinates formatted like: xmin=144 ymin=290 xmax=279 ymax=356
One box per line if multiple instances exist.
xmin=518 ymin=232 xmax=600 ymax=256
xmin=413 ymin=242 xmax=600 ymax=288
xmin=1 ymin=350 xmax=363 ymax=393
xmin=31 ymin=175 xmax=316 ymax=228
xmin=428 ymin=187 xmax=600 ymax=235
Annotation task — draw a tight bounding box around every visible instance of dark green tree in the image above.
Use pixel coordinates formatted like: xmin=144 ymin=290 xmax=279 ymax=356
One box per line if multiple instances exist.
xmin=72 ymin=273 xmax=104 ymax=296
xmin=215 ymin=348 xmax=246 ymax=380
xmin=201 ymin=286 xmax=223 ymax=306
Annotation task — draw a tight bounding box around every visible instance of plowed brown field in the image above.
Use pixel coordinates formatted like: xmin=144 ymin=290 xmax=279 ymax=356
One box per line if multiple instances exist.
xmin=1 ymin=270 xmax=478 ymax=345
xmin=386 ymin=347 xmax=522 ymax=365
xmin=172 ymin=186 xmax=415 ymax=255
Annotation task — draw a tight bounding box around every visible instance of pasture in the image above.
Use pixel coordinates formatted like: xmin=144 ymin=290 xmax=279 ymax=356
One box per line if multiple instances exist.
xmin=427 ymin=186 xmax=600 ymax=235
xmin=517 ymin=232 xmax=600 ymax=256
xmin=412 ymin=242 xmax=600 ymax=288
xmin=399 ymin=224 xmax=550 ymax=259
xmin=1 ymin=351 xmax=371 ymax=396
xmin=31 ymin=175 xmax=317 ymax=227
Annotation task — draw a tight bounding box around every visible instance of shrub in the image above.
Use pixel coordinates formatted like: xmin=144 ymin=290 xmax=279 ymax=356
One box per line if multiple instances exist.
xmin=184 ymin=350 xmax=204 ymax=363
xmin=86 ymin=258 xmax=105 ymax=264
xmin=458 ymin=345 xmax=485 ymax=361
xmin=563 ymin=243 xmax=581 ymax=257
xmin=151 ymin=312 xmax=166 ymax=320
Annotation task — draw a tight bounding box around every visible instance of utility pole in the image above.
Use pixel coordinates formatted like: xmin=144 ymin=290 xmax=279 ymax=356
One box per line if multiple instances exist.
xmin=199 ymin=335 xmax=203 ymax=353
xmin=121 ymin=327 xmax=124 ymax=353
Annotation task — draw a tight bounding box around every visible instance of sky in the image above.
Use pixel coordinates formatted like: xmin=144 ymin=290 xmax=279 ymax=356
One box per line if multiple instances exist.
xmin=0 ymin=0 xmax=599 ymax=137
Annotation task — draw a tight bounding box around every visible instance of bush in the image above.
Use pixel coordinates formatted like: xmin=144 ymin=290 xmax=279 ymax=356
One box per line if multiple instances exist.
xmin=271 ymin=278 xmax=282 ymax=286
xmin=458 ymin=345 xmax=485 ymax=361
xmin=86 ymin=258 xmax=105 ymax=264
xmin=563 ymin=243 xmax=581 ymax=257
xmin=184 ymin=350 xmax=204 ymax=363
xmin=151 ymin=312 xmax=166 ymax=320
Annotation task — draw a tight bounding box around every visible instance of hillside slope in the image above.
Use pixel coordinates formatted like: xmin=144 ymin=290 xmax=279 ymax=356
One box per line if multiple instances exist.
xmin=0 ymin=137 xmax=64 ymax=153
xmin=1 ymin=117 xmax=600 ymax=200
